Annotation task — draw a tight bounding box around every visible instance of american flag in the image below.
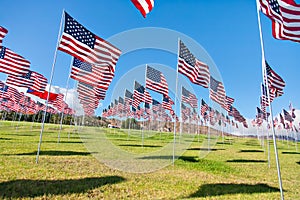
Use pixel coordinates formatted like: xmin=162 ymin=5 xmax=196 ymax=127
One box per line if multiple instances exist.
xmin=181 ymin=86 xmax=198 ymax=108
xmin=0 ymin=82 xmax=10 ymax=99
xmin=49 ymin=93 xmax=65 ymax=112
xmin=265 ymin=61 xmax=285 ymax=98
xmin=223 ymin=96 xmax=234 ymax=112
xmin=124 ymin=89 xmax=133 ymax=105
xmin=178 ymin=40 xmax=210 ymax=88
xmin=144 ymin=90 xmax=152 ymax=104
xmin=259 ymin=0 xmax=300 ymax=42
xmin=6 ymin=70 xmax=47 ymax=92
xmin=152 ymin=99 xmax=161 ymax=112
xmin=94 ymin=87 xmax=106 ymax=100
xmin=209 ymin=76 xmax=226 ymax=106
xmin=30 ymin=71 xmax=48 ymax=92
xmin=162 ymin=95 xmax=173 ymax=111
xmin=0 ymin=46 xmax=30 ymax=76
xmin=0 ymin=26 xmax=8 ymax=47
xmin=7 ymin=86 xmax=22 ymax=103
xmin=71 ymin=58 xmax=114 ymax=90
xmin=201 ymin=99 xmax=209 ymax=117
xmin=261 ymin=83 xmax=271 ymax=107
xmin=146 ymin=65 xmax=168 ymax=96
xmin=58 ymin=12 xmax=121 ymax=72
xmin=6 ymin=71 xmax=34 ymax=89
xmin=131 ymin=0 xmax=154 ymax=18
xmin=283 ymin=109 xmax=293 ymax=122
xmin=132 ymin=81 xmax=145 ymax=108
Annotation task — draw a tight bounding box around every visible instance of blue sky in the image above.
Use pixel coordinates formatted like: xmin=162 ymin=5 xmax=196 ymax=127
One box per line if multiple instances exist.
xmin=1 ymin=0 xmax=300 ymax=119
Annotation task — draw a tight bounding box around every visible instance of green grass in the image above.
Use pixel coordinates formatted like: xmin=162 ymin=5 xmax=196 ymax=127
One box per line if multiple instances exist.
xmin=0 ymin=121 xmax=299 ymax=199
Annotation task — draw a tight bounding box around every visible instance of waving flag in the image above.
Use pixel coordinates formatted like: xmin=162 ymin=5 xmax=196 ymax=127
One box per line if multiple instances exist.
xmin=132 ymin=81 xmax=145 ymax=108
xmin=6 ymin=71 xmax=34 ymax=88
xmin=265 ymin=61 xmax=285 ymax=98
xmin=178 ymin=40 xmax=210 ymax=88
xmin=31 ymin=71 xmax=48 ymax=92
xmin=58 ymin=12 xmax=121 ymax=72
xmin=209 ymin=76 xmax=226 ymax=106
xmin=181 ymin=86 xmax=198 ymax=108
xmin=0 ymin=46 xmax=30 ymax=76
xmin=146 ymin=65 xmax=168 ymax=96
xmin=6 ymin=70 xmax=47 ymax=92
xmin=131 ymin=0 xmax=154 ymax=18
xmin=124 ymin=89 xmax=133 ymax=105
xmin=201 ymin=99 xmax=209 ymax=117
xmin=259 ymin=0 xmax=300 ymax=42
xmin=0 ymin=26 xmax=8 ymax=47
xmin=162 ymin=95 xmax=173 ymax=111
xmin=71 ymin=58 xmax=113 ymax=90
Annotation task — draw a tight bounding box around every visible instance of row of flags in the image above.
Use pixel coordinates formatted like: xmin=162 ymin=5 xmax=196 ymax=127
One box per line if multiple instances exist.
xmin=254 ymin=102 xmax=298 ymax=133
xmin=0 ymin=81 xmax=74 ymax=116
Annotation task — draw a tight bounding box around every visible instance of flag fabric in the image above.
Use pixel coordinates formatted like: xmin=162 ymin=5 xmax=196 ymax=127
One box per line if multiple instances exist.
xmin=131 ymin=0 xmax=154 ymax=18
xmin=178 ymin=40 xmax=210 ymax=88
xmin=27 ymin=89 xmax=58 ymax=101
xmin=6 ymin=71 xmax=34 ymax=89
xmin=201 ymin=99 xmax=209 ymax=117
xmin=30 ymin=71 xmax=48 ymax=92
xmin=162 ymin=95 xmax=173 ymax=111
xmin=261 ymin=83 xmax=271 ymax=106
xmin=144 ymin=90 xmax=152 ymax=104
xmin=0 ymin=46 xmax=30 ymax=76
xmin=146 ymin=65 xmax=168 ymax=96
xmin=224 ymin=96 xmax=234 ymax=112
xmin=0 ymin=26 xmax=8 ymax=47
xmin=124 ymin=89 xmax=133 ymax=105
xmin=6 ymin=70 xmax=47 ymax=92
xmin=58 ymin=12 xmax=122 ymax=72
xmin=181 ymin=86 xmax=198 ymax=108
xmin=209 ymin=76 xmax=226 ymax=106
xmin=71 ymin=58 xmax=114 ymax=90
xmin=259 ymin=0 xmax=300 ymax=43
xmin=132 ymin=81 xmax=145 ymax=108
xmin=283 ymin=109 xmax=293 ymax=122
xmin=265 ymin=61 xmax=285 ymax=97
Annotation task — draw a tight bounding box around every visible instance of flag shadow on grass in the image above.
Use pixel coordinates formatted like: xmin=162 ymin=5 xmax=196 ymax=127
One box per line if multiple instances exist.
xmin=297 ymin=161 xmax=300 ymax=165
xmin=282 ymin=151 xmax=300 ymax=155
xmin=226 ymin=159 xmax=267 ymax=163
xmin=187 ymin=148 xmax=225 ymax=151
xmin=3 ymin=150 xmax=90 ymax=156
xmin=239 ymin=149 xmax=264 ymax=153
xmin=118 ymin=144 xmax=162 ymax=148
xmin=0 ymin=176 xmax=126 ymax=199
xmin=187 ymin=183 xmax=281 ymax=198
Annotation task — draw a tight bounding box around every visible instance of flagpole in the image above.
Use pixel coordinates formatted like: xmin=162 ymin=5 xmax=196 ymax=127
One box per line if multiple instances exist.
xmin=172 ymin=38 xmax=180 ymax=164
xmin=57 ymin=57 xmax=73 ymax=143
xmin=36 ymin=10 xmax=65 ymax=164
xmin=256 ymin=1 xmax=284 ymax=199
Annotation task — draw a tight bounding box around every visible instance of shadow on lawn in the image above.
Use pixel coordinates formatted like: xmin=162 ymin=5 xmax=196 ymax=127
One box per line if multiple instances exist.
xmin=187 ymin=148 xmax=225 ymax=151
xmin=296 ymin=161 xmax=300 ymax=165
xmin=118 ymin=144 xmax=162 ymax=148
xmin=188 ymin=183 xmax=281 ymax=198
xmin=178 ymin=156 xmax=198 ymax=163
xmin=0 ymin=176 xmax=126 ymax=198
xmin=239 ymin=149 xmax=264 ymax=153
xmin=4 ymin=150 xmax=90 ymax=156
xmin=227 ymin=159 xmax=267 ymax=163
xmin=282 ymin=151 xmax=300 ymax=155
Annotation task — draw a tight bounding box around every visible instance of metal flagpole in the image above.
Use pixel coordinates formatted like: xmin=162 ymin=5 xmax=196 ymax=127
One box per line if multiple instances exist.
xmin=57 ymin=57 xmax=74 ymax=143
xmin=172 ymin=38 xmax=180 ymax=164
xmin=36 ymin=10 xmax=65 ymax=164
xmin=256 ymin=1 xmax=284 ymax=199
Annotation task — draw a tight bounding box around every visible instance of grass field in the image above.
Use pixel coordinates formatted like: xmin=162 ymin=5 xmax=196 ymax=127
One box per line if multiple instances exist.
xmin=0 ymin=121 xmax=299 ymax=199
